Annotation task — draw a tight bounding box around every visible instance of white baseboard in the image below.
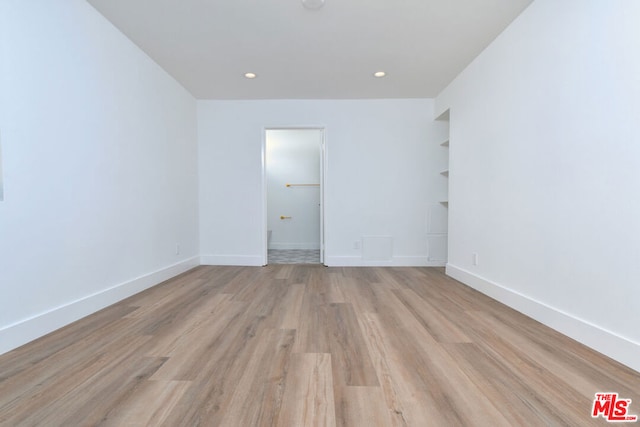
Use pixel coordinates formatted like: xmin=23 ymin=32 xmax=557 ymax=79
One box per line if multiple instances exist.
xmin=200 ymin=254 xmax=264 ymax=266
xmin=0 ymin=256 xmax=200 ymax=356
xmin=446 ymin=263 xmax=640 ymax=373
xmin=325 ymin=256 xmax=446 ymax=267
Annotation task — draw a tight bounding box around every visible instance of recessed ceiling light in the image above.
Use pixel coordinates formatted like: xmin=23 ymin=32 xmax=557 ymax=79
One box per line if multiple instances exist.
xmin=302 ymin=0 xmax=325 ymax=10
xmin=244 ymin=72 xmax=257 ymax=79
xmin=373 ymin=71 xmax=386 ymax=78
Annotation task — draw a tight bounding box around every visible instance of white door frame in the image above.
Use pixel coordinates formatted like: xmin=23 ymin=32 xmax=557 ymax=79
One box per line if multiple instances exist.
xmin=262 ymin=127 xmax=326 ymax=266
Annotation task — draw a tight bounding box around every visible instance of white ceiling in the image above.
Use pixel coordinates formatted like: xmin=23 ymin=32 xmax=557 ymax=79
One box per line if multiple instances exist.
xmin=86 ymin=0 xmax=533 ymax=100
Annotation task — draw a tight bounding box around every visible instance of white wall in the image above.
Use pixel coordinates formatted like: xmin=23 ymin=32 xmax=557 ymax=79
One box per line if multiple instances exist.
xmin=0 ymin=136 xmax=4 ymax=201
xmin=266 ymin=129 xmax=321 ymax=250
xmin=0 ymin=0 xmax=199 ymax=354
xmin=436 ymin=0 xmax=640 ymax=371
xmin=198 ymin=99 xmax=449 ymax=266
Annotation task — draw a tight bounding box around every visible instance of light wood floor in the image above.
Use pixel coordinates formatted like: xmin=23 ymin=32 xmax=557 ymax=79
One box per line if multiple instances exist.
xmin=0 ymin=266 xmax=638 ymax=426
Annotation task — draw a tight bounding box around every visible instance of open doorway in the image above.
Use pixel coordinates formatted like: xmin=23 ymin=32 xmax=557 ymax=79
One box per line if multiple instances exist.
xmin=264 ymin=128 xmax=324 ymax=265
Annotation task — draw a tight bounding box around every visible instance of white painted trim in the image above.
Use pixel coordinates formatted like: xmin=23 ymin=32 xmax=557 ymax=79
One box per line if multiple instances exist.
xmin=200 ymin=254 xmax=264 ymax=266
xmin=261 ymin=129 xmax=268 ymax=266
xmin=0 ymin=256 xmax=200 ymax=356
xmin=325 ymin=256 xmax=446 ymax=267
xmin=319 ymin=128 xmax=326 ymax=265
xmin=446 ymin=263 xmax=640 ymax=373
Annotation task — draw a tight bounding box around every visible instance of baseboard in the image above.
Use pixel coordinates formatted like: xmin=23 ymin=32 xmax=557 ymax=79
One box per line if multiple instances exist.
xmin=325 ymin=256 xmax=446 ymax=267
xmin=446 ymin=263 xmax=640 ymax=373
xmin=0 ymin=256 xmax=200 ymax=356
xmin=200 ymin=254 xmax=264 ymax=266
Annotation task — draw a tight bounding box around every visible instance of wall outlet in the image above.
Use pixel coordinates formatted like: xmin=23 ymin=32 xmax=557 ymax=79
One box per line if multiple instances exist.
xmin=472 ymin=252 xmax=479 ymax=266
xmin=176 ymin=244 xmax=181 ymax=255
xmin=353 ymin=240 xmax=361 ymax=250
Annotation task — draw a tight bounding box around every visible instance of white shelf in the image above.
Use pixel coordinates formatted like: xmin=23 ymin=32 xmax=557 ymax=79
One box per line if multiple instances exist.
xmin=435 ymin=109 xmax=450 ymax=121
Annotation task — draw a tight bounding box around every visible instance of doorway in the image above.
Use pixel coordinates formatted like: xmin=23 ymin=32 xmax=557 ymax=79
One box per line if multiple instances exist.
xmin=264 ymin=128 xmax=324 ymax=265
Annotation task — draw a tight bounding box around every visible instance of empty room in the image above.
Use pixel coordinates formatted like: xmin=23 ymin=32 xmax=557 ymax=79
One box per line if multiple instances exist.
xmin=0 ymin=0 xmax=638 ymax=425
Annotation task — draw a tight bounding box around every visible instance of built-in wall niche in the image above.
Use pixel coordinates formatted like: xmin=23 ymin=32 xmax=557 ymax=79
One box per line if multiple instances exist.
xmin=435 ymin=109 xmax=450 ymax=207
xmin=427 ymin=108 xmax=450 ymax=263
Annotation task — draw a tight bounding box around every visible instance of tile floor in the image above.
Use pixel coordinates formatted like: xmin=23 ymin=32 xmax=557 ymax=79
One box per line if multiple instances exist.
xmin=268 ymin=249 xmax=321 ymax=264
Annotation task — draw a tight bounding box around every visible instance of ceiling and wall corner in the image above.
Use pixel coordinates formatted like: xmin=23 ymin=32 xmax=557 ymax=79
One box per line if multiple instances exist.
xmin=85 ymin=0 xmax=533 ymax=100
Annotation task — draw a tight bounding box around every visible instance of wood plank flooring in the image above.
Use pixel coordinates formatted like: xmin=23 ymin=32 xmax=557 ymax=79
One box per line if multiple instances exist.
xmin=0 ymin=265 xmax=638 ymax=426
